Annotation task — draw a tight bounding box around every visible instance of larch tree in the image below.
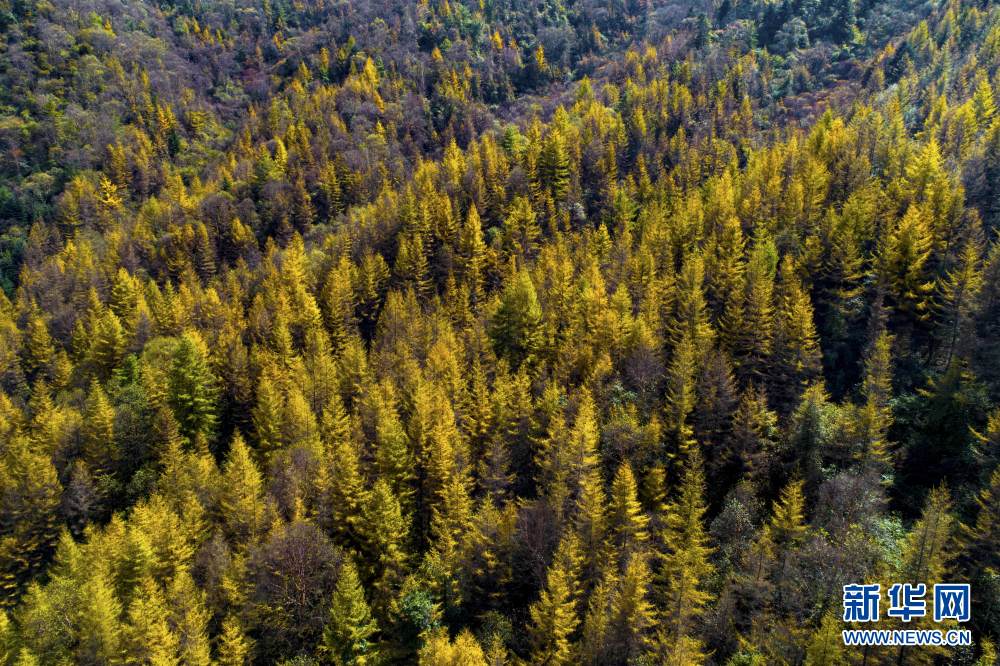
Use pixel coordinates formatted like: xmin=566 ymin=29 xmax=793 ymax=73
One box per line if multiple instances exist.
xmin=323 ymin=559 xmax=379 ymax=666
xmin=888 ymin=486 xmax=956 ymax=666
xmin=251 ymin=375 xmax=284 ymax=471
xmin=656 ymin=451 xmax=714 ymax=664
xmin=418 ymin=628 xmax=488 ymax=666
xmin=216 ymin=614 xmax=253 ymax=666
xmin=82 ymin=381 xmax=117 ymax=477
xmin=219 ymin=432 xmax=265 ymax=547
xmin=608 ymin=461 xmax=649 ymax=564
xmin=358 ymin=478 xmax=409 ymax=609
xmin=856 ymin=330 xmax=894 ymax=471
xmin=167 ymin=332 xmax=218 ymax=446
xmin=527 ymin=532 xmax=582 ymax=666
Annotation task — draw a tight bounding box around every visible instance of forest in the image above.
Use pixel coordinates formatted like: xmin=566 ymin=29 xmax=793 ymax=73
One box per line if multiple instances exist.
xmin=1 ymin=0 xmax=1000 ymax=662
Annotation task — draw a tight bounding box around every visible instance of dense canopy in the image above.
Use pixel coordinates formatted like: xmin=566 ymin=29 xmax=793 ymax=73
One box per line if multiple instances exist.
xmin=2 ymin=0 xmax=1000 ymax=662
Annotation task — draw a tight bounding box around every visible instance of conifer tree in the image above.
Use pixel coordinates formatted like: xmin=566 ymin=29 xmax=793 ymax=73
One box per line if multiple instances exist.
xmin=856 ymin=330 xmax=894 ymax=471
xmin=768 ymin=476 xmax=806 ymax=590
xmin=541 ymin=131 xmax=571 ymax=204
xmin=938 ymin=216 xmax=984 ymax=368
xmin=882 ymin=205 xmax=935 ymax=318
xmin=216 ymin=614 xmax=252 ymax=666
xmin=22 ymin=309 xmax=53 ymax=377
xmin=665 ymin=332 xmax=699 ymax=453
xmin=966 ymin=465 xmax=1000 ymax=579
xmin=775 ymin=256 xmax=823 ymax=407
xmin=76 ymin=571 xmax=122 ymax=664
xmin=121 ymin=576 xmax=180 ymax=665
xmin=219 ymin=432 xmax=265 ymax=546
xmin=457 ymin=205 xmax=487 ymax=304
xmin=489 ymin=270 xmax=543 ymax=370
xmin=323 ymin=559 xmax=379 ymax=666
xmin=724 ymin=238 xmax=776 ymax=381
xmin=167 ymin=568 xmax=212 ymax=666
xmin=374 ymin=406 xmax=415 ymax=509
xmin=251 ymin=375 xmax=284 ymax=470
xmin=322 ymin=397 xmax=365 ymax=551
xmin=575 ymin=464 xmax=609 ymax=585
xmin=358 ymin=479 xmax=409 ymax=607
xmin=656 ymin=451 xmax=714 ymax=663
xmin=0 ymin=436 xmax=62 ymax=601
xmin=804 ymin=611 xmax=845 ymax=666
xmin=568 ymin=388 xmax=601 ymax=502
xmin=667 ymin=252 xmax=714 ymax=362
xmin=973 ymin=78 xmax=997 ymax=126
xmin=527 ymin=532 xmax=582 ymax=666
xmin=418 ymin=628 xmax=488 ymax=666
xmin=609 ymin=461 xmax=649 ymax=563
xmin=167 ymin=332 xmax=218 ymax=445
xmin=90 ymin=311 xmax=127 ymax=377
xmin=609 ymin=554 xmax=655 ymax=664
xmin=82 ymin=381 xmax=117 ymax=477
xmin=891 ymin=486 xmax=955 ymax=665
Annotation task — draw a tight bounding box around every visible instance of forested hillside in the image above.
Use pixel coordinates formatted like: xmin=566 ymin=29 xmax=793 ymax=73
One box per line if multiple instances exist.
xmin=2 ymin=0 xmax=1000 ymax=662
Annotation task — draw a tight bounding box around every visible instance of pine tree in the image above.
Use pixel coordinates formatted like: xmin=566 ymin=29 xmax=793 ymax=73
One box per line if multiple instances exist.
xmin=152 ymin=404 xmax=185 ymax=460
xmin=527 ymin=533 xmax=581 ymax=666
xmin=609 ymin=554 xmax=655 ymax=663
xmin=251 ymin=375 xmax=284 ymax=470
xmin=856 ymin=330 xmax=894 ymax=471
xmin=489 ymin=270 xmax=543 ymax=371
xmin=775 ymin=256 xmax=823 ymax=407
xmin=568 ymin=388 xmax=601 ymax=501
xmin=323 ymin=559 xmax=379 ymax=666
xmin=666 ymin=252 xmax=714 ymax=362
xmin=90 ymin=311 xmax=127 ymax=378
xmin=375 ymin=402 xmax=414 ymax=506
xmin=220 ymin=432 xmax=265 ymax=546
xmin=725 ymin=238 xmax=776 ymax=381
xmin=541 ymin=131 xmax=570 ymax=204
xmin=109 ymin=268 xmax=141 ymax=332
xmin=575 ymin=464 xmax=609 ymax=585
xmin=768 ymin=476 xmax=806 ymax=591
xmin=167 ymin=569 xmax=211 ymax=666
xmin=804 ymin=611 xmax=846 ymax=666
xmin=609 ymin=461 xmax=649 ymax=563
xmin=457 ymin=205 xmax=487 ymax=304
xmin=419 ymin=628 xmax=488 ymax=666
xmin=972 ymin=78 xmax=997 ymax=126
xmin=121 ymin=576 xmax=180 ymax=665
xmin=966 ymin=465 xmax=1000 ymax=579
xmin=321 ymin=255 xmax=357 ymax=355
xmin=216 ymin=614 xmax=252 ymax=666
xmin=503 ymin=196 xmax=542 ymax=260
xmin=22 ymin=309 xmax=53 ymax=377
xmin=938 ymin=216 xmax=984 ymax=368
xmin=322 ymin=397 xmax=365 ymax=551
xmin=665 ymin=332 xmax=699 ymax=453
xmin=281 ymin=384 xmax=321 ymax=454
xmin=76 ymin=571 xmax=123 ymax=664
xmin=891 ymin=486 xmax=955 ymax=665
xmin=358 ymin=479 xmax=409 ymax=607
xmin=82 ymin=381 xmax=117 ymax=476
xmin=882 ymin=205 xmax=935 ymax=318
xmin=167 ymin=332 xmax=218 ymax=445
xmin=656 ymin=451 xmax=714 ymax=663
xmin=0 ymin=436 xmax=62 ymax=602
